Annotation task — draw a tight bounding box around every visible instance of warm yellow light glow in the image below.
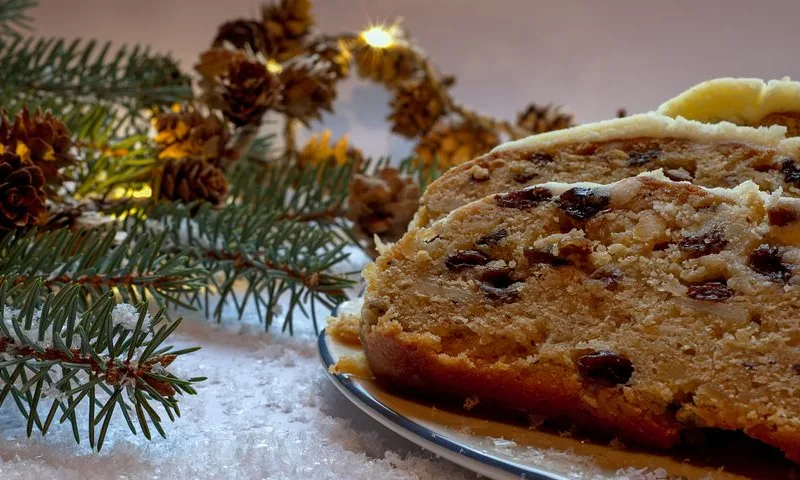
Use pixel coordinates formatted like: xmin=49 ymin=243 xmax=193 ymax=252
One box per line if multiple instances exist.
xmin=266 ymin=59 xmax=283 ymax=74
xmin=109 ymin=184 xmax=153 ymax=200
xmin=361 ymin=26 xmax=394 ymax=48
xmin=131 ymin=184 xmax=152 ymax=199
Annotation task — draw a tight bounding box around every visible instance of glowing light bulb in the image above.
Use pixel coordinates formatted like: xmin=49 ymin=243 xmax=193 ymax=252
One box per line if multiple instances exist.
xmin=361 ymin=26 xmax=394 ymax=48
xmin=266 ymin=59 xmax=283 ymax=74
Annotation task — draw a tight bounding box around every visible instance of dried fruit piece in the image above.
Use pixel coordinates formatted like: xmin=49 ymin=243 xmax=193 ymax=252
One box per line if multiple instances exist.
xmin=768 ymin=205 xmax=799 ymax=226
xmin=748 ymin=245 xmax=792 ymax=283
xmin=686 ymin=279 xmax=734 ymax=301
xmin=781 ymin=158 xmax=800 ymax=187
xmin=445 ymin=250 xmax=491 ymax=272
xmin=524 ymin=248 xmax=571 ymax=267
xmin=480 ymin=266 xmax=516 ymax=288
xmin=476 ymin=229 xmax=508 ymax=246
xmin=628 ymin=149 xmax=661 ymax=167
xmin=577 ymin=351 xmax=634 ymax=386
xmin=495 ymin=186 xmax=552 ymax=209
xmin=558 ymin=187 xmax=610 ymax=220
xmin=478 ymin=282 xmax=520 ymax=303
xmin=678 ymin=228 xmax=728 ymax=257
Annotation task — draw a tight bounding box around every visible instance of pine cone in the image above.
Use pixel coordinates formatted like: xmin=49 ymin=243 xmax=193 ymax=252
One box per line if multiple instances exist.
xmin=415 ymin=121 xmax=500 ymax=170
xmin=154 ymin=109 xmax=230 ymax=166
xmin=261 ymin=0 xmax=314 ymax=62
xmin=347 ymin=167 xmax=419 ymax=244
xmin=306 ymin=36 xmax=352 ymax=80
xmin=516 ymin=104 xmax=574 ymax=134
xmin=388 ymin=76 xmax=450 ymax=138
xmin=213 ymin=19 xmax=269 ymax=55
xmin=0 ymin=108 xmax=76 ymax=185
xmin=353 ymin=38 xmax=419 ymax=88
xmin=0 ymin=152 xmax=47 ymax=231
xmin=157 ymin=157 xmax=228 ymax=205
xmin=220 ymin=56 xmax=283 ymax=127
xmin=278 ymin=58 xmax=336 ymax=124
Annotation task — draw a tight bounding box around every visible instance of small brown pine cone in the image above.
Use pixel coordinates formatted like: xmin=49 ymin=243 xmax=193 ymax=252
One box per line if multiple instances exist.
xmin=516 ymin=103 xmax=574 ymax=134
xmin=0 ymin=152 xmax=47 ymax=231
xmin=388 ymin=76 xmax=447 ymax=138
xmin=261 ymin=0 xmax=314 ymax=62
xmin=306 ymin=36 xmax=352 ymax=80
xmin=213 ymin=19 xmax=269 ymax=55
xmin=278 ymin=58 xmax=336 ymax=124
xmin=154 ymin=109 xmax=230 ymax=166
xmin=347 ymin=167 xmax=419 ymax=243
xmin=415 ymin=121 xmax=500 ymax=170
xmin=0 ymin=108 xmax=76 ymax=185
xmin=157 ymin=157 xmax=228 ymax=205
xmin=220 ymin=57 xmax=283 ymax=127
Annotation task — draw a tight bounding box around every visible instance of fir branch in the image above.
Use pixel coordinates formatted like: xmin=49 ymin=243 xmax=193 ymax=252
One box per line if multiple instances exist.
xmin=0 ymin=278 xmax=204 ymax=450
xmin=126 ymin=201 xmax=355 ymax=332
xmin=0 ymin=36 xmax=191 ymax=140
xmin=0 ymin=0 xmax=35 ymax=38
xmin=0 ymin=226 xmax=207 ymax=310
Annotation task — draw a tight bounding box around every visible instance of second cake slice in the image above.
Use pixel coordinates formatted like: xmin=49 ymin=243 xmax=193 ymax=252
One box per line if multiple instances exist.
xmin=414 ymin=113 xmax=800 ymax=228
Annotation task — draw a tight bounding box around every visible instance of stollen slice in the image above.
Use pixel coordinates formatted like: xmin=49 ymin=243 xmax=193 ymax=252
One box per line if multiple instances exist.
xmin=362 ymin=171 xmax=800 ymax=462
xmin=413 ymin=113 xmax=800 ymax=228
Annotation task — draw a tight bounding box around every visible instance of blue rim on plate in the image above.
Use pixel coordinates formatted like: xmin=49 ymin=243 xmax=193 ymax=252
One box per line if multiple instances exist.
xmin=318 ymin=326 xmax=563 ymax=480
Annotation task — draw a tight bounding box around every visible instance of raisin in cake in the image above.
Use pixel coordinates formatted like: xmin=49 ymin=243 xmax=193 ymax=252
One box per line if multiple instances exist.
xmin=659 ymin=77 xmax=800 ymax=135
xmin=413 ymin=113 xmax=800 ymax=228
xmin=362 ymin=171 xmax=800 ymax=462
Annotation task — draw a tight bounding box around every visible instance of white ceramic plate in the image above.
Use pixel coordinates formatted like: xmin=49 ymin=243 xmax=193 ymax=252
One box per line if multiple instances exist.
xmin=319 ymin=310 xmax=795 ymax=479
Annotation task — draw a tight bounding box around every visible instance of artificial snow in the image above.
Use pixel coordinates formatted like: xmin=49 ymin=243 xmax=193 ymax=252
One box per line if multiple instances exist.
xmin=0 ymin=248 xmax=477 ymax=480
xmin=110 ymin=303 xmax=150 ymax=330
xmin=0 ymin=301 xmax=474 ymax=480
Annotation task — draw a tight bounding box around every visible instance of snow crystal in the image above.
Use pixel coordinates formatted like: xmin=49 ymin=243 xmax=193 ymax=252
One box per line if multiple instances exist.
xmin=40 ymin=382 xmax=66 ymax=402
xmin=110 ymin=304 xmax=149 ymax=331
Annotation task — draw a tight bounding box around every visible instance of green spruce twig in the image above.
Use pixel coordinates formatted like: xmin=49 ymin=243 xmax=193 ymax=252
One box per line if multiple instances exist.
xmin=0 ymin=226 xmax=207 ymax=311
xmin=0 ymin=0 xmax=36 ymax=38
xmin=0 ymin=278 xmax=204 ymax=450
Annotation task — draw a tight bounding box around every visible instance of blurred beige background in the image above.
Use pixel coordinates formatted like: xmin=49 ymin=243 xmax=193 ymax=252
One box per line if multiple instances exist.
xmin=31 ymin=0 xmax=800 ymax=157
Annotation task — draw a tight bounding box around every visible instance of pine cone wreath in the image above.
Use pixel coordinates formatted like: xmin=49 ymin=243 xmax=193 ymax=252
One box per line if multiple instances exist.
xmin=220 ymin=56 xmax=283 ymax=127
xmin=388 ymin=75 xmax=451 ymax=138
xmin=415 ymin=121 xmax=500 ymax=170
xmin=0 ymin=108 xmax=76 ymax=185
xmin=154 ymin=109 xmax=230 ymax=165
xmin=261 ymin=0 xmax=314 ymax=62
xmin=353 ymin=38 xmax=419 ymax=88
xmin=516 ymin=103 xmax=574 ymax=134
xmin=347 ymin=167 xmax=419 ymax=244
xmin=213 ymin=19 xmax=269 ymax=55
xmin=0 ymin=152 xmax=47 ymax=231
xmin=156 ymin=157 xmax=228 ymax=205
xmin=306 ymin=36 xmax=352 ymax=80
xmin=278 ymin=58 xmax=336 ymax=124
